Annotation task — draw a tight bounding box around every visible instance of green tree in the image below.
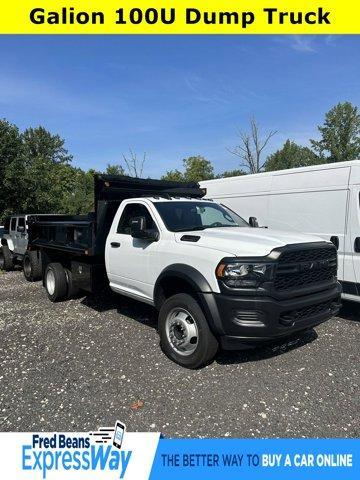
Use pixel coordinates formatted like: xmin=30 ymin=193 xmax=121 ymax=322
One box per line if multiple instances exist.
xmin=265 ymin=140 xmax=320 ymax=172
xmin=161 ymin=169 xmax=184 ymax=182
xmin=3 ymin=126 xmax=75 ymax=216
xmin=4 ymin=157 xmax=64 ymax=214
xmin=22 ymin=126 xmax=73 ymax=164
xmin=310 ymin=102 xmax=360 ymax=162
xmin=0 ymin=121 xmax=97 ymax=219
xmin=0 ymin=119 xmax=22 ymax=220
xmin=105 ymin=164 xmax=125 ymax=176
xmin=162 ymin=156 xmax=214 ymax=182
xmin=60 ymin=167 xmax=95 ymax=214
xmin=182 ymin=156 xmax=214 ymax=182
xmin=217 ymin=169 xmax=247 ymax=178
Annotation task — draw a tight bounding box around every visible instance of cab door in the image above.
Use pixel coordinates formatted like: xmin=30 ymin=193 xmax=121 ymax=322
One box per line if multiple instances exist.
xmin=14 ymin=216 xmax=28 ymax=255
xmin=106 ymin=202 xmax=161 ymax=304
xmin=9 ymin=217 xmax=18 ymax=252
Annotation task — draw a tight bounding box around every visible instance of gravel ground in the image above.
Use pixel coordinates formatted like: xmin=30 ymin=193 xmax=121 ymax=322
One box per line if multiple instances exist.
xmin=0 ymin=270 xmax=359 ymax=438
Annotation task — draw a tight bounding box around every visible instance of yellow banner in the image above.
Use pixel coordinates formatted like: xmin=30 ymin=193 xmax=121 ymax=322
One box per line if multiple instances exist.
xmin=0 ymin=0 xmax=358 ymax=34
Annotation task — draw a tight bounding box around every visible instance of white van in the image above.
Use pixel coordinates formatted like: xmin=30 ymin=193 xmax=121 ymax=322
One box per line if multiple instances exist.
xmin=201 ymin=160 xmax=360 ymax=302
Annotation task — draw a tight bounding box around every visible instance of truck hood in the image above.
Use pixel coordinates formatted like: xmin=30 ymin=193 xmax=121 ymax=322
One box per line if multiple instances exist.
xmin=174 ymin=227 xmax=325 ymax=257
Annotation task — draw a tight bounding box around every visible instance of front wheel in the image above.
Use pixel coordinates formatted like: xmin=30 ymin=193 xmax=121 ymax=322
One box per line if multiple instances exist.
xmin=0 ymin=246 xmax=14 ymax=271
xmin=158 ymin=293 xmax=218 ymax=369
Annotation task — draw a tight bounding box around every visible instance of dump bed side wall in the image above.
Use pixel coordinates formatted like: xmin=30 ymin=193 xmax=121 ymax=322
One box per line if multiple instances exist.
xmin=27 ymin=214 xmax=96 ymax=256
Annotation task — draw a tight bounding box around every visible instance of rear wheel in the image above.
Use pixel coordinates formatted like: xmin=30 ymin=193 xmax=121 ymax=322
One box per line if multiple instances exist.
xmin=23 ymin=251 xmax=42 ymax=282
xmin=64 ymin=268 xmax=79 ymax=299
xmin=44 ymin=263 xmax=68 ymax=302
xmin=158 ymin=293 xmax=218 ymax=369
xmin=0 ymin=246 xmax=14 ymax=271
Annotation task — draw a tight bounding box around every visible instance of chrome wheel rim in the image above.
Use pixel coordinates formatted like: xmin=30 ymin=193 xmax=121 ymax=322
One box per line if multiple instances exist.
xmin=24 ymin=257 xmax=32 ymax=277
xmin=165 ymin=308 xmax=199 ymax=356
xmin=46 ymin=269 xmax=55 ymax=295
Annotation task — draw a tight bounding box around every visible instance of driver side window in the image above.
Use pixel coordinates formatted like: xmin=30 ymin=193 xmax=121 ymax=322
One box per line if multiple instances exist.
xmin=17 ymin=217 xmax=25 ymax=232
xmin=117 ymin=203 xmax=157 ymax=235
xmin=10 ymin=218 xmax=17 ymax=232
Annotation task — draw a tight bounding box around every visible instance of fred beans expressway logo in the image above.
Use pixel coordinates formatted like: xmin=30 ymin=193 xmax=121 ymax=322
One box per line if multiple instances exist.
xmin=21 ymin=422 xmax=131 ymax=479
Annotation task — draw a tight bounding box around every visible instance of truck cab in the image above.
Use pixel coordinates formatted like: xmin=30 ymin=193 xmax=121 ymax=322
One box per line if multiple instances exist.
xmin=105 ymin=196 xmax=341 ymax=368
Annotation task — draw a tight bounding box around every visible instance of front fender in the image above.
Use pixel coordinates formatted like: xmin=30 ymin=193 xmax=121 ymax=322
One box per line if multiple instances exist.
xmin=1 ymin=237 xmax=14 ymax=251
xmin=155 ymin=263 xmax=213 ymax=297
xmin=154 ymin=264 xmax=225 ymax=336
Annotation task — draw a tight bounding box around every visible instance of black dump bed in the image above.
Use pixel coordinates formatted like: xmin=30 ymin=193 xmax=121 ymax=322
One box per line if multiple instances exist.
xmin=27 ymin=174 xmax=205 ymax=257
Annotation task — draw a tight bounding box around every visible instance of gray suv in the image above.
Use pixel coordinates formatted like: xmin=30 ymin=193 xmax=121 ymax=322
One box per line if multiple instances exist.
xmin=0 ymin=215 xmax=42 ymax=281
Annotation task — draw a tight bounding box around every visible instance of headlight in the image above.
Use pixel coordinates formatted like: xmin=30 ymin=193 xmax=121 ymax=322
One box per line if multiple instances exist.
xmin=216 ymin=262 xmax=273 ymax=288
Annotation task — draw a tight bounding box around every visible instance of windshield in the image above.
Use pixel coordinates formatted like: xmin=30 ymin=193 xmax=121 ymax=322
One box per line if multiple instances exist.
xmin=155 ymin=201 xmax=248 ymax=232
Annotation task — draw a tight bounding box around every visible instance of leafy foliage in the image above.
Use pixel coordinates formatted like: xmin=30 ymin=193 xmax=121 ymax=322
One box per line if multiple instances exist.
xmin=310 ymin=102 xmax=360 ymax=162
xmin=216 ymin=169 xmax=247 ymax=178
xmin=0 ymin=124 xmax=93 ymax=221
xmin=161 ymin=169 xmax=184 ymax=182
xmin=105 ymin=164 xmax=125 ymax=176
xmin=21 ymin=127 xmax=73 ymax=164
xmin=0 ymin=119 xmax=22 ymax=217
xmin=182 ymin=156 xmax=214 ymax=182
xmin=265 ymin=140 xmax=320 ymax=172
xmin=162 ymin=156 xmax=214 ymax=182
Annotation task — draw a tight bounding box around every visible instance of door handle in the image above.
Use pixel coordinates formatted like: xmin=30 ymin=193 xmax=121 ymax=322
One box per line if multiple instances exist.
xmin=354 ymin=237 xmax=360 ymax=253
xmin=110 ymin=242 xmax=121 ymax=248
xmin=330 ymin=236 xmax=339 ymax=250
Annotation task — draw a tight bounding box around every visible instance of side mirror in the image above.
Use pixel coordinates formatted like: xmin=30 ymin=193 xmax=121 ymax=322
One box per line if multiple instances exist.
xmin=330 ymin=236 xmax=339 ymax=250
xmin=130 ymin=216 xmax=158 ymax=241
xmin=249 ymin=216 xmax=259 ymax=228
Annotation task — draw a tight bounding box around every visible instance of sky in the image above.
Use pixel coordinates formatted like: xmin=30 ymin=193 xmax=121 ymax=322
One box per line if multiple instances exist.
xmin=0 ymin=35 xmax=360 ymax=177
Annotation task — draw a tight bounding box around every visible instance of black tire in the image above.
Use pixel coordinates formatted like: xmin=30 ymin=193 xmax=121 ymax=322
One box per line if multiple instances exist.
xmin=64 ymin=268 xmax=79 ymax=299
xmin=0 ymin=250 xmax=4 ymax=271
xmin=23 ymin=251 xmax=42 ymax=282
xmin=44 ymin=263 xmax=68 ymax=302
xmin=0 ymin=245 xmax=14 ymax=271
xmin=158 ymin=293 xmax=218 ymax=369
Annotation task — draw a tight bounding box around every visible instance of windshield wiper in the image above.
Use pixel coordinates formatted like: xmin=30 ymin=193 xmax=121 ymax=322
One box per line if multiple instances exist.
xmin=173 ymin=226 xmax=206 ymax=232
xmin=174 ymin=224 xmax=239 ymax=232
xmin=203 ymin=224 xmax=238 ymax=229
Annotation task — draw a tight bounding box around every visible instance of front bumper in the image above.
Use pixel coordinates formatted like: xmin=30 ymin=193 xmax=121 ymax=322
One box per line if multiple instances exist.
xmin=200 ymin=283 xmax=342 ymax=350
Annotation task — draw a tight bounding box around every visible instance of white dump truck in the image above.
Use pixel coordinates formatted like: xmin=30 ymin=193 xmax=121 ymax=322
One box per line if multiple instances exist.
xmin=11 ymin=175 xmax=341 ymax=368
